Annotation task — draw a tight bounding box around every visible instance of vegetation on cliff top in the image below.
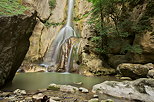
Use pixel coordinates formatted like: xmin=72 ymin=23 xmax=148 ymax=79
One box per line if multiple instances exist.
xmin=0 ymin=0 xmax=28 ymax=16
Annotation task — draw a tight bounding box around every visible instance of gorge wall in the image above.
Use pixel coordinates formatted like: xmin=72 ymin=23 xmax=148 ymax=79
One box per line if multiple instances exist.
xmin=24 ymin=0 xmax=154 ymax=76
xmin=25 ymin=0 xmax=67 ymax=62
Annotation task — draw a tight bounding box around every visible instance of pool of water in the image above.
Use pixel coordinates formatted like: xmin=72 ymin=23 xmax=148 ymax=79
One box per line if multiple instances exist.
xmin=2 ymin=72 xmax=120 ymax=91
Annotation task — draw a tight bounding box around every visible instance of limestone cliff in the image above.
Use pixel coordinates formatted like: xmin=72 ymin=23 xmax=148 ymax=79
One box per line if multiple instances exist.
xmin=25 ymin=0 xmax=67 ymax=62
xmin=0 ymin=13 xmax=37 ymax=87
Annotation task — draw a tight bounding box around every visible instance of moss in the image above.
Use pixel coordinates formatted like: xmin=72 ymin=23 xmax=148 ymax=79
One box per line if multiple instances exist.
xmin=0 ymin=0 xmax=28 ymax=16
xmin=49 ymin=0 xmax=56 ymax=10
xmin=47 ymin=85 xmax=60 ymax=91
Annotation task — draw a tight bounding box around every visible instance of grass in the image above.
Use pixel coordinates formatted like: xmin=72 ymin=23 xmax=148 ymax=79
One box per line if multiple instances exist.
xmin=0 ymin=0 xmax=28 ymax=16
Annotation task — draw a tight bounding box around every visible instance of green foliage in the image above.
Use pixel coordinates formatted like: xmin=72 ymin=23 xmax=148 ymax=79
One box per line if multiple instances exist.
xmin=44 ymin=20 xmax=64 ymax=27
xmin=0 ymin=0 xmax=28 ymax=16
xmin=87 ymin=0 xmax=144 ymax=55
xmin=121 ymin=44 xmax=142 ymax=54
xmin=49 ymin=0 xmax=56 ymax=9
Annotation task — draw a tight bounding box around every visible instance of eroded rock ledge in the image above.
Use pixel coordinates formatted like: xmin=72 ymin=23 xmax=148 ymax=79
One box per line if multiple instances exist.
xmin=0 ymin=13 xmax=37 ymax=87
xmin=92 ymin=78 xmax=154 ymax=102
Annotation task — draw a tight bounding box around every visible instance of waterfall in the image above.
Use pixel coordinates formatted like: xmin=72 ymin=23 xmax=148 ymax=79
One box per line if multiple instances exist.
xmin=41 ymin=0 xmax=80 ymax=72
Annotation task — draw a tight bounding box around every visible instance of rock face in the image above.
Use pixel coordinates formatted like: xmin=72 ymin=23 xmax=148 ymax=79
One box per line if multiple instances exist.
xmin=117 ymin=63 xmax=150 ymax=79
xmin=25 ymin=0 xmax=67 ymax=62
xmin=106 ymin=1 xmax=154 ymax=68
xmin=0 ymin=14 xmax=36 ymax=87
xmin=92 ymin=78 xmax=154 ymax=102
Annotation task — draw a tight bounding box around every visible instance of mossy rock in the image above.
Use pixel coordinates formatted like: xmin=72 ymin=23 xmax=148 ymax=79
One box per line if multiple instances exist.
xmin=47 ymin=84 xmax=60 ymax=91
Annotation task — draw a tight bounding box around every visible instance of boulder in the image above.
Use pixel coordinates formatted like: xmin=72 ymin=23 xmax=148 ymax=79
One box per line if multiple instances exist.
xmin=13 ymin=89 xmax=26 ymax=96
xmin=148 ymin=70 xmax=154 ymax=78
xmin=48 ymin=84 xmax=79 ymax=93
xmin=117 ymin=63 xmax=149 ymax=79
xmin=92 ymin=78 xmax=154 ymax=102
xmin=0 ymin=14 xmax=36 ymax=87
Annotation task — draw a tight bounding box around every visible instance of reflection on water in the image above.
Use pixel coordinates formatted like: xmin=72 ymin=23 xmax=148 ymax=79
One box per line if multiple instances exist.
xmin=2 ymin=72 xmax=119 ymax=91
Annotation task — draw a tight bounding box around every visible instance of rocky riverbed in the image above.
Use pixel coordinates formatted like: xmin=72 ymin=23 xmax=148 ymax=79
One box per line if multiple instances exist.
xmin=0 ymin=84 xmax=114 ymax=102
xmin=1 ymin=78 xmax=154 ymax=102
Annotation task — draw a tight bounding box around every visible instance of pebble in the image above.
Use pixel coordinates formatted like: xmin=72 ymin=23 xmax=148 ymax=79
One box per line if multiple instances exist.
xmin=79 ymin=87 xmax=89 ymax=93
xmin=93 ymin=94 xmax=98 ymax=98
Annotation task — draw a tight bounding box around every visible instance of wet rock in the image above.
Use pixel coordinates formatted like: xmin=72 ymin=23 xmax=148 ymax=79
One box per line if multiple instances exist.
xmin=117 ymin=63 xmax=149 ymax=79
xmin=13 ymin=89 xmax=26 ymax=95
xmin=88 ymin=98 xmax=99 ymax=102
xmin=92 ymin=78 xmax=154 ymax=102
xmin=79 ymin=87 xmax=89 ymax=93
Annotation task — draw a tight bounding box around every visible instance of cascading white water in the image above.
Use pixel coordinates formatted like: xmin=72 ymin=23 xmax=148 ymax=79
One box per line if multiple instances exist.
xmin=42 ymin=0 xmax=80 ymax=72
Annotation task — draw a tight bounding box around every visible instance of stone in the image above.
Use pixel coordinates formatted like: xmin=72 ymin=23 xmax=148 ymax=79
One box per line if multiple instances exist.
xmin=120 ymin=77 xmax=132 ymax=80
xmin=0 ymin=13 xmax=37 ymax=87
xmin=79 ymin=87 xmax=89 ymax=93
xmin=32 ymin=93 xmax=44 ymax=100
xmin=117 ymin=63 xmax=149 ymax=79
xmin=13 ymin=89 xmax=26 ymax=96
xmin=60 ymin=85 xmax=79 ymax=93
xmin=48 ymin=84 xmax=60 ymax=91
xmin=93 ymin=95 xmax=98 ymax=98
xmin=88 ymin=98 xmax=99 ymax=102
xmin=146 ymin=63 xmax=154 ymax=70
xmin=92 ymin=78 xmax=154 ymax=102
xmin=101 ymin=99 xmax=114 ymax=102
xmin=48 ymin=84 xmax=78 ymax=93
xmin=25 ymin=97 xmax=32 ymax=102
xmin=148 ymin=70 xmax=154 ymax=78
xmin=49 ymin=98 xmax=57 ymax=102
xmin=50 ymin=97 xmax=61 ymax=101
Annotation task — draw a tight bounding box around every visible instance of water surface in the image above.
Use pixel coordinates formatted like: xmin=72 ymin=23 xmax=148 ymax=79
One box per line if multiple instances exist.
xmin=3 ymin=72 xmax=119 ymax=91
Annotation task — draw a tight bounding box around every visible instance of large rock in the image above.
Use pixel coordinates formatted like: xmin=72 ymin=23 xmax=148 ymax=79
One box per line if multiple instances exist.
xmin=0 ymin=14 xmax=36 ymax=87
xmin=92 ymin=78 xmax=154 ymax=102
xmin=117 ymin=63 xmax=149 ymax=79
